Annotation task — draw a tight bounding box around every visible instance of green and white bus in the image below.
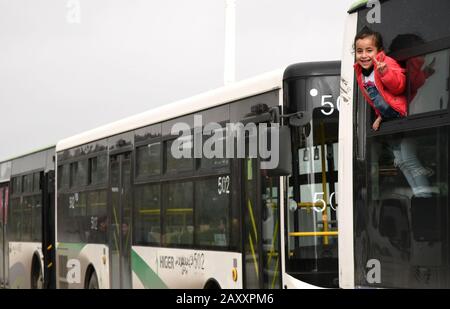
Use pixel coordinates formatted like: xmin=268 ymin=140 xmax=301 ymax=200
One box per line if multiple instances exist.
xmin=55 ymin=61 xmax=341 ymax=289
xmin=0 ymin=147 xmax=55 ymax=289
xmin=338 ymin=0 xmax=450 ymax=288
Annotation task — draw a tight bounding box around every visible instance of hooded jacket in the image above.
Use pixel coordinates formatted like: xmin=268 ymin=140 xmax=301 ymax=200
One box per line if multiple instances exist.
xmin=354 ymin=51 xmax=407 ymax=117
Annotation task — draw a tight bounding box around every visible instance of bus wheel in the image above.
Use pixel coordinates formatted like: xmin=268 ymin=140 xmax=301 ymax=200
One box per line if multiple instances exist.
xmin=87 ymin=272 xmax=99 ymax=289
xmin=204 ymin=279 xmax=221 ymax=289
xmin=31 ymin=257 xmax=43 ymax=289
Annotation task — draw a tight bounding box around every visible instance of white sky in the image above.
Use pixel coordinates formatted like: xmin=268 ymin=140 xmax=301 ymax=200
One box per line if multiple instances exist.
xmin=0 ymin=0 xmax=355 ymax=161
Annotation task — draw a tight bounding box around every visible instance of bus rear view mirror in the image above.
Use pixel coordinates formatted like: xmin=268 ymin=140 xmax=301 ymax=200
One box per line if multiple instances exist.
xmin=288 ymin=110 xmax=312 ymax=127
xmin=262 ymin=125 xmax=292 ymax=177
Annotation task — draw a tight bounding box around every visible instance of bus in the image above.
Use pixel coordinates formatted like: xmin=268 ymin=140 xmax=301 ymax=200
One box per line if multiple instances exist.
xmin=0 ymin=147 xmax=56 ymax=289
xmin=53 ymin=61 xmax=341 ymax=289
xmin=338 ymin=0 xmax=450 ymax=288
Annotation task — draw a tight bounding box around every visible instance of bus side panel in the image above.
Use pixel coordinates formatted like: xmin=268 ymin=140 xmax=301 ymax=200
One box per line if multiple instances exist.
xmin=132 ymin=246 xmax=242 ymax=289
xmin=56 ymin=243 xmax=109 ymax=289
xmin=9 ymin=242 xmax=41 ymax=289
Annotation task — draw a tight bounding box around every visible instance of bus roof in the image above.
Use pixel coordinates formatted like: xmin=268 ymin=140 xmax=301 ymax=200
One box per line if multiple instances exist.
xmin=349 ymin=0 xmax=368 ymax=12
xmin=0 ymin=144 xmax=55 ymax=165
xmin=348 ymin=0 xmax=389 ymax=13
xmin=56 ymin=68 xmax=285 ymax=152
xmin=283 ymin=61 xmax=340 ymax=80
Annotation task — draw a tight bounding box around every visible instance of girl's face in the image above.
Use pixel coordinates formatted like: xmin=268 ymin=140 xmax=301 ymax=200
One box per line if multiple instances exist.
xmin=355 ymin=36 xmax=379 ymax=69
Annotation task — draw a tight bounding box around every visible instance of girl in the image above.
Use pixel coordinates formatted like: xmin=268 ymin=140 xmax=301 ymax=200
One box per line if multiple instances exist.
xmin=354 ymin=27 xmax=435 ymax=197
xmin=354 ymin=27 xmax=407 ymax=130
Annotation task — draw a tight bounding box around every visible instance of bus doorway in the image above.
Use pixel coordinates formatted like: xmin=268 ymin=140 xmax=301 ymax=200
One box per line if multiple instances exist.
xmin=109 ymin=153 xmax=132 ymax=289
xmin=242 ymin=157 xmax=281 ymax=289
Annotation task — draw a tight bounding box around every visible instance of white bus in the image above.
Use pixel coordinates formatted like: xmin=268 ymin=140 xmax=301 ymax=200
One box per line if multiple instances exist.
xmin=338 ymin=0 xmax=450 ymax=288
xmin=0 ymin=147 xmax=56 ymax=289
xmin=55 ymin=61 xmax=341 ymax=289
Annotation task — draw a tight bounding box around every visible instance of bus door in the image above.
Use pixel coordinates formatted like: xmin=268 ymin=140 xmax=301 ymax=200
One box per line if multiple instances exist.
xmin=242 ymin=143 xmax=281 ymax=288
xmin=0 ymin=183 xmax=8 ymax=289
xmin=42 ymin=171 xmax=56 ymax=289
xmin=109 ymin=152 xmax=132 ymax=289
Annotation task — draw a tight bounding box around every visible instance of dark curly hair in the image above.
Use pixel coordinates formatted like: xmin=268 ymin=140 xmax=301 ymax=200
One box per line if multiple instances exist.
xmin=353 ymin=26 xmax=384 ymax=52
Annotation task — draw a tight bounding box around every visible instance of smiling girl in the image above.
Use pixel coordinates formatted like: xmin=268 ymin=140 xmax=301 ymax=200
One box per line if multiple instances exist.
xmin=354 ymin=27 xmax=407 ymax=130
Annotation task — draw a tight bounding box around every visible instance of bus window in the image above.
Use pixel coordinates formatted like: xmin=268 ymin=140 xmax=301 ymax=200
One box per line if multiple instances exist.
xmin=388 ymin=33 xmax=449 ymax=116
xmin=165 ymin=138 xmax=194 ymax=173
xmin=58 ymin=192 xmax=87 ymax=243
xmin=57 ymin=165 xmax=69 ymax=190
xmin=8 ymin=193 xmax=22 ymax=241
xmin=195 ymin=177 xmax=230 ymax=247
xmin=87 ymin=190 xmax=108 ymax=244
xmin=362 ymin=127 xmax=448 ymax=288
xmin=134 ymin=184 xmax=161 ymax=246
xmin=33 ymin=172 xmax=40 ymax=192
xmin=162 ymin=181 xmax=193 ymax=246
xmin=31 ymin=195 xmax=42 ymax=242
xmin=70 ymin=160 xmax=88 ymax=188
xmin=12 ymin=176 xmax=21 ymax=195
xmin=136 ymin=143 xmax=161 ymax=177
xmin=199 ymin=127 xmax=230 ymax=170
xmin=22 ymin=174 xmax=33 ymax=193
xmin=88 ymin=155 xmax=108 ymax=185
xmin=407 ymin=49 xmax=450 ymax=115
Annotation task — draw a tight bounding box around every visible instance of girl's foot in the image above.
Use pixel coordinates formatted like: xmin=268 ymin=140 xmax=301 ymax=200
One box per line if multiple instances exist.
xmin=372 ymin=117 xmax=382 ymax=131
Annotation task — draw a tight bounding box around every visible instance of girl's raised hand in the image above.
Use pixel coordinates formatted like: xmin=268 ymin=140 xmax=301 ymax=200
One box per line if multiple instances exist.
xmin=371 ymin=55 xmax=387 ymax=74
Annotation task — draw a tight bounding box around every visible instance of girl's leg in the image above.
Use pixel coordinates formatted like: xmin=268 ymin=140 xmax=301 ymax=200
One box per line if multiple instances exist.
xmin=391 ymin=144 xmax=419 ymax=194
xmin=396 ymin=137 xmax=433 ymax=197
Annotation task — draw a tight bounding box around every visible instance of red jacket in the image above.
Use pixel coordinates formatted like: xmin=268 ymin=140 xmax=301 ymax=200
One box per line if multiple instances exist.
xmin=354 ymin=51 xmax=407 ymax=117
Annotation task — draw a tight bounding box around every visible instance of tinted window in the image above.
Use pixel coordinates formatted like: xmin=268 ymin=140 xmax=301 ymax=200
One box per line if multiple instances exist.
xmin=165 ymin=138 xmax=193 ymax=173
xmin=134 ymin=184 xmax=161 ymax=245
xmin=87 ymin=190 xmax=107 ymax=244
xmin=58 ymin=165 xmax=69 ymax=190
xmin=195 ymin=177 xmax=230 ymax=247
xmin=135 ymin=124 xmax=161 ymax=143
xmin=355 ymin=127 xmax=448 ymax=288
xmin=12 ymin=177 xmax=21 ymax=195
xmin=162 ymin=182 xmax=193 ymax=246
xmin=136 ymin=143 xmax=161 ymax=177
xmin=58 ymin=192 xmax=87 ymax=243
xmin=108 ymin=133 xmax=133 ymax=152
xmin=230 ymin=90 xmax=279 ymax=123
xmin=8 ymin=197 xmax=22 ymax=240
xmin=70 ymin=161 xmax=88 ymax=188
xmin=286 ymin=75 xmax=340 ymax=288
xmin=89 ymin=156 xmax=107 ymax=185
xmin=23 ymin=174 xmax=33 ymax=193
xmin=31 ymin=195 xmax=42 ymax=242
xmin=407 ymin=49 xmax=450 ymax=115
xmin=200 ymin=127 xmax=230 ymax=170
xmin=357 ymin=0 xmax=450 ymax=51
xmin=33 ymin=172 xmax=40 ymax=192
xmin=21 ymin=196 xmax=33 ymax=241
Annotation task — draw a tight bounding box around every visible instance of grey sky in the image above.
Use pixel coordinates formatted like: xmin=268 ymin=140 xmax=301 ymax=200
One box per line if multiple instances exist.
xmin=0 ymin=0 xmax=354 ymax=161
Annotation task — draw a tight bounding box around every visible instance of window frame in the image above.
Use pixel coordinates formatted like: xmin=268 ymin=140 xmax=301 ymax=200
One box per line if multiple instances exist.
xmin=364 ymin=39 xmax=450 ymax=138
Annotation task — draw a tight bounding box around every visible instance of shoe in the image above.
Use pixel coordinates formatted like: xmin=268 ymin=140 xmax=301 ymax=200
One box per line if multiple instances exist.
xmin=424 ymin=167 xmax=435 ymax=177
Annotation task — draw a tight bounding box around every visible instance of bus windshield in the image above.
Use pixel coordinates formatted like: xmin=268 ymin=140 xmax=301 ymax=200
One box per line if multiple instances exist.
xmin=285 ymin=74 xmax=340 ymax=288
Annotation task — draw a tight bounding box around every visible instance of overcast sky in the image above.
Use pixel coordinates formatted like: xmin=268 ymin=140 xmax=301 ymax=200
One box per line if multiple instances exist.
xmin=0 ymin=0 xmax=354 ymax=161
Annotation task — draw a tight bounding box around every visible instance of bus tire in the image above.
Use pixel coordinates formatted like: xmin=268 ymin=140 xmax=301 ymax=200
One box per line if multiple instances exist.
xmin=87 ymin=270 xmax=99 ymax=289
xmin=203 ymin=279 xmax=221 ymax=289
xmin=31 ymin=255 xmax=43 ymax=289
